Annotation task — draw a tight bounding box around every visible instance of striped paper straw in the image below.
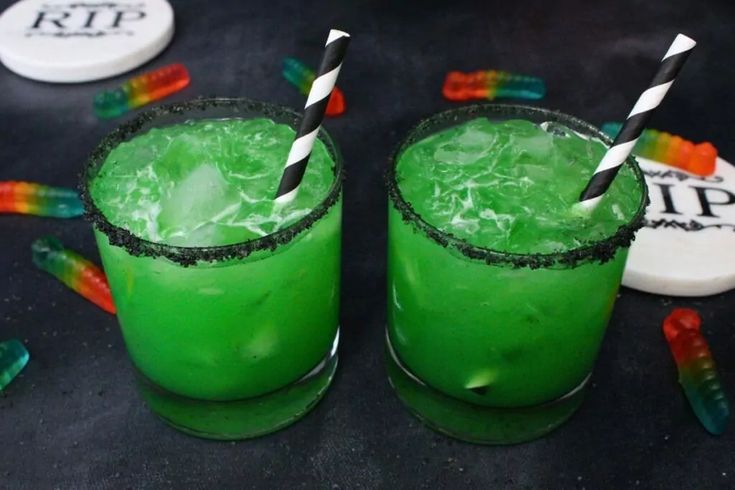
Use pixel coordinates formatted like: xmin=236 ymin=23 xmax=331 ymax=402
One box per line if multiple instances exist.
xmin=274 ymin=29 xmax=351 ymax=203
xmin=578 ymin=34 xmax=696 ymax=210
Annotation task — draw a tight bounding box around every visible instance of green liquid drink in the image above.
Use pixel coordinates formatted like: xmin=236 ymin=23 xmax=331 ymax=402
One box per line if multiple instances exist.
xmin=82 ymin=99 xmax=343 ymax=439
xmin=386 ymin=105 xmax=647 ymax=444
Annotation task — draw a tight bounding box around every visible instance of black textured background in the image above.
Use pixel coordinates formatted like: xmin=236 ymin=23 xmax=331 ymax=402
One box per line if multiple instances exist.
xmin=1 ymin=1 xmax=734 ymax=488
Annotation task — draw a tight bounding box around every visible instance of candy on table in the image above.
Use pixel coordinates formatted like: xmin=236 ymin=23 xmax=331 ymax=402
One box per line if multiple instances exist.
xmin=282 ymin=57 xmax=346 ymax=117
xmin=0 ymin=339 xmax=29 ymax=390
xmin=93 ymin=63 xmax=191 ymax=119
xmin=601 ymin=122 xmax=718 ymax=176
xmin=0 ymin=181 xmax=83 ymax=218
xmin=31 ymin=237 xmax=116 ymax=315
xmin=663 ymin=308 xmax=730 ymax=435
xmin=442 ymin=70 xmax=546 ymax=102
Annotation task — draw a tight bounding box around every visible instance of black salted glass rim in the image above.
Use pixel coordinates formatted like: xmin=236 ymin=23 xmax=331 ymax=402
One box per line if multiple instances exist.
xmin=386 ymin=104 xmax=649 ymax=269
xmin=80 ymin=97 xmax=344 ymax=267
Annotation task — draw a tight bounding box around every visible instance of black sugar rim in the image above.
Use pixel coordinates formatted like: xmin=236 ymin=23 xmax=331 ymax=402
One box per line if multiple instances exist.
xmin=386 ymin=104 xmax=649 ymax=269
xmin=80 ymin=97 xmax=344 ymax=267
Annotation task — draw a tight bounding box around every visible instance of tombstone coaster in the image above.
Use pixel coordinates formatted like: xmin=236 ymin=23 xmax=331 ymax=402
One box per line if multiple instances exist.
xmin=623 ymin=156 xmax=735 ymax=297
xmin=0 ymin=0 xmax=174 ymax=83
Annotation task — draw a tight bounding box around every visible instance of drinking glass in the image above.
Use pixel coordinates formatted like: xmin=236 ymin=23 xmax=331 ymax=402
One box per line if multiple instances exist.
xmin=82 ymin=98 xmax=343 ymax=440
xmin=386 ymin=104 xmax=647 ymax=444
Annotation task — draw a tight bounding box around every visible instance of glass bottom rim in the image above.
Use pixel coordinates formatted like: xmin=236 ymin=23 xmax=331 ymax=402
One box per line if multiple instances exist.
xmin=134 ymin=328 xmax=340 ymax=440
xmin=386 ymin=328 xmax=589 ymax=444
xmin=386 ymin=329 xmax=590 ymax=408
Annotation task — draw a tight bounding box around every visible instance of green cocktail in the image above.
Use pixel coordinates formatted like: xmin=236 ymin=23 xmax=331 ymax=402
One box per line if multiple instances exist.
xmin=82 ymin=99 xmax=342 ymax=440
xmin=386 ymin=105 xmax=647 ymax=444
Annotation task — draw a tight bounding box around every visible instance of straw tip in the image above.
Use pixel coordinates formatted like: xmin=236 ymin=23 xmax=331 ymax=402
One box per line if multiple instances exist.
xmin=327 ymin=29 xmax=351 ymax=43
xmin=662 ymin=33 xmax=696 ymax=60
xmin=674 ymin=33 xmax=697 ymax=47
xmin=672 ymin=33 xmax=697 ymax=51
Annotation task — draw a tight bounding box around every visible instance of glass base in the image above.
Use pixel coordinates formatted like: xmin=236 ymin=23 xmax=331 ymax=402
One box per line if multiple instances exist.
xmin=386 ymin=332 xmax=588 ymax=444
xmin=135 ymin=330 xmax=339 ymax=440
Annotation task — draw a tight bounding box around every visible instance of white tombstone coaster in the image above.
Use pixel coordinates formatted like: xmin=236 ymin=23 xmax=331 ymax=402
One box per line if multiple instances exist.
xmin=0 ymin=0 xmax=174 ymax=83
xmin=623 ymin=156 xmax=735 ymax=297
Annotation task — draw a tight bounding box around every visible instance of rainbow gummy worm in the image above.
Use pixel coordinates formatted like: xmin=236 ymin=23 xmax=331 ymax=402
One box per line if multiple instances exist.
xmin=0 ymin=339 xmax=29 ymax=390
xmin=442 ymin=70 xmax=546 ymax=102
xmin=32 ymin=237 xmax=116 ymax=314
xmin=602 ymin=122 xmax=717 ymax=176
xmin=93 ymin=63 xmax=191 ymax=119
xmin=282 ymin=57 xmax=346 ymax=117
xmin=663 ymin=308 xmax=730 ymax=435
xmin=0 ymin=181 xmax=83 ymax=218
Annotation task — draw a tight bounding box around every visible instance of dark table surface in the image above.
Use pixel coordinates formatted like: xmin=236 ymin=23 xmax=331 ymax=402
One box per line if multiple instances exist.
xmin=1 ymin=1 xmax=734 ymax=488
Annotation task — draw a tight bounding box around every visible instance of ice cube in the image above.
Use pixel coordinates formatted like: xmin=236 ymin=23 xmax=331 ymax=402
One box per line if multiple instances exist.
xmin=157 ymin=164 xmax=242 ymax=244
xmin=159 ymin=134 xmax=214 ymax=181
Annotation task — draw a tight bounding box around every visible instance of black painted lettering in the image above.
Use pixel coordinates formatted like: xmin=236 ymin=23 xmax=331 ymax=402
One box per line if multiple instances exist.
xmin=653 ymin=183 xmax=682 ymax=215
xmin=83 ymin=10 xmax=100 ymax=28
xmin=692 ymin=186 xmax=735 ymax=218
xmin=110 ymin=10 xmax=146 ymax=28
xmin=31 ymin=11 xmax=70 ymax=29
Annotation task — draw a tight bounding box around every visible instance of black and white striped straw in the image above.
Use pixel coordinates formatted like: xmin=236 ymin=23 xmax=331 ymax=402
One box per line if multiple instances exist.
xmin=274 ymin=29 xmax=351 ymax=203
xmin=578 ymin=34 xmax=696 ymax=210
